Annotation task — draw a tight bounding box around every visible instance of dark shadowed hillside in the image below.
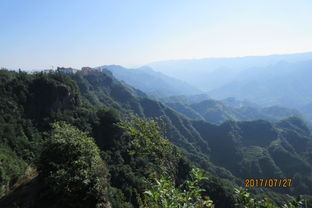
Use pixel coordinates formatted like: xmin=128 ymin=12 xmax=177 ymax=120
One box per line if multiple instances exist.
xmin=192 ymin=117 xmax=312 ymax=195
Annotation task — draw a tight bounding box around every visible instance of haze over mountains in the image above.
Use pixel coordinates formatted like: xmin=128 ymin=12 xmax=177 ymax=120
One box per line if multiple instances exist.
xmin=143 ymin=52 xmax=312 ymax=123
xmin=97 ymin=53 xmax=312 ymax=124
xmin=148 ymin=52 xmax=312 ymax=92
xmin=162 ymin=97 xmax=300 ymax=124
xmin=98 ymin=65 xmax=201 ymax=98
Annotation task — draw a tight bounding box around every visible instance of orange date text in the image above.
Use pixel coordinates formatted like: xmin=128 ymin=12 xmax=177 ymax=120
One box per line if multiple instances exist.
xmin=244 ymin=179 xmax=292 ymax=187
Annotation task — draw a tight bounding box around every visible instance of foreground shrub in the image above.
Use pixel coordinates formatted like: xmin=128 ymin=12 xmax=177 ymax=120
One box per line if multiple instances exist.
xmin=39 ymin=122 xmax=109 ymax=208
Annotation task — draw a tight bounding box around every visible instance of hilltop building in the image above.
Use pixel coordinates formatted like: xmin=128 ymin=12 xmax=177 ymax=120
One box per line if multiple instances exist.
xmin=56 ymin=67 xmax=78 ymax=74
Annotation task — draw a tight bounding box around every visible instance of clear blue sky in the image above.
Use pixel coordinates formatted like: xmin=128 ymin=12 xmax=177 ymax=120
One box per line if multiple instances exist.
xmin=1 ymin=0 xmax=312 ymax=69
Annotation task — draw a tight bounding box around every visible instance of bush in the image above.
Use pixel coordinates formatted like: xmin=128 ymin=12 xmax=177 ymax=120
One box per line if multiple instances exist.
xmin=142 ymin=168 xmax=213 ymax=208
xmin=39 ymin=122 xmax=109 ymax=208
xmin=0 ymin=145 xmax=27 ymax=198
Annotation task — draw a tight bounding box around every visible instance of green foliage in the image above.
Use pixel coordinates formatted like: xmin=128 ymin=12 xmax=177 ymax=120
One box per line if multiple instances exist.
xmin=0 ymin=145 xmax=27 ymax=198
xmin=103 ymin=116 xmax=192 ymax=207
xmin=117 ymin=116 xmax=181 ymax=176
xmin=142 ymin=168 xmax=213 ymax=208
xmin=235 ymin=188 xmax=306 ymax=208
xmin=39 ymin=122 xmax=109 ymax=207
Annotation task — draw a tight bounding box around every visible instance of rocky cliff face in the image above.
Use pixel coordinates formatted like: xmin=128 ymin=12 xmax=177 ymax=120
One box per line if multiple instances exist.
xmin=24 ymin=75 xmax=80 ymax=121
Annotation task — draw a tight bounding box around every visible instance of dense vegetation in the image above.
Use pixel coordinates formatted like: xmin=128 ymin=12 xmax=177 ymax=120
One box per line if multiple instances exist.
xmin=0 ymin=68 xmax=312 ymax=207
xmin=39 ymin=122 xmax=109 ymax=208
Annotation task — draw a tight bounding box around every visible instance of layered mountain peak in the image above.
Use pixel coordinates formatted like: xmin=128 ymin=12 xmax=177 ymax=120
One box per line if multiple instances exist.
xmin=97 ymin=65 xmax=201 ymax=98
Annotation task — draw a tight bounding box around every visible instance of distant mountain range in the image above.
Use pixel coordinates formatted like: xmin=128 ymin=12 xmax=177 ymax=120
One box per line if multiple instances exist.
xmin=208 ymin=59 xmax=312 ymax=107
xmin=148 ymin=52 xmax=312 ymax=91
xmin=146 ymin=52 xmax=312 ymax=122
xmin=94 ymin=64 xmax=305 ymax=124
xmin=97 ymin=65 xmax=201 ymax=97
xmin=161 ymin=96 xmax=301 ymax=124
xmin=96 ymin=65 xmax=303 ymax=124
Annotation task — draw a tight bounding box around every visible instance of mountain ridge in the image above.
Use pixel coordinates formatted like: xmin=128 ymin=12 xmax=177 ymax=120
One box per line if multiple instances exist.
xmin=97 ymin=65 xmax=201 ymax=98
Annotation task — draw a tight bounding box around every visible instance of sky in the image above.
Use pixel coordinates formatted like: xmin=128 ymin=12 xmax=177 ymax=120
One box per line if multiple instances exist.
xmin=1 ymin=0 xmax=312 ymax=70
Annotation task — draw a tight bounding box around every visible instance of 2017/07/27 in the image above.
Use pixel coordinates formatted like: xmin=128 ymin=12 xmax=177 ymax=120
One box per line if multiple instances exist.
xmin=244 ymin=179 xmax=292 ymax=187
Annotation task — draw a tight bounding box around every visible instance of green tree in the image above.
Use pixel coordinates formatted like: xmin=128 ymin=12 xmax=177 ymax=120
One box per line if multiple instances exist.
xmin=235 ymin=188 xmax=306 ymax=208
xmin=0 ymin=145 xmax=27 ymax=198
xmin=142 ymin=168 xmax=213 ymax=208
xmin=117 ymin=116 xmax=181 ymax=177
xmin=39 ymin=122 xmax=109 ymax=208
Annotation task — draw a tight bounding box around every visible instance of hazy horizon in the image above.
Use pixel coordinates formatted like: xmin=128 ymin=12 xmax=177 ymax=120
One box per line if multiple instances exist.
xmin=2 ymin=0 xmax=312 ymax=69
xmin=3 ymin=51 xmax=312 ymax=71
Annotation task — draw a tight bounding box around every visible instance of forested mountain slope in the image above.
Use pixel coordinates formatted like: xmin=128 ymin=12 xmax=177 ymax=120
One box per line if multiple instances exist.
xmin=1 ymin=69 xmax=312 ymax=207
xmin=0 ymin=69 xmax=234 ymax=207
xmin=163 ymin=97 xmax=300 ymax=124
xmin=193 ymin=117 xmax=312 ymax=195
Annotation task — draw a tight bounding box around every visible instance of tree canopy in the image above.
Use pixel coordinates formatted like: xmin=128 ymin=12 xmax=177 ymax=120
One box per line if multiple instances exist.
xmin=39 ymin=122 xmax=109 ymax=208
